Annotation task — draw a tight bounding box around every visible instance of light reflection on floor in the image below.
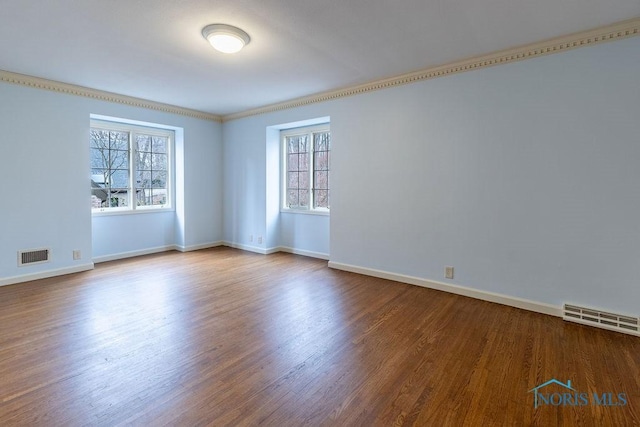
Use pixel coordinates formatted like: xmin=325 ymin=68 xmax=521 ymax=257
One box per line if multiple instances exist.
xmin=63 ymin=271 xmax=194 ymax=414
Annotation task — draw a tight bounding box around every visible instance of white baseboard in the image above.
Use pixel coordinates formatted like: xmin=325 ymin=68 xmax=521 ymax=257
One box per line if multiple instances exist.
xmin=94 ymin=242 xmax=224 ymax=262
xmin=328 ymin=261 xmax=562 ymax=317
xmin=0 ymin=263 xmax=95 ymax=287
xmin=93 ymin=245 xmax=177 ymax=263
xmin=222 ymin=241 xmax=329 ymax=260
xmin=222 ymin=241 xmax=271 ymax=255
xmin=0 ymin=245 xmax=561 ymax=319
xmin=278 ymin=246 xmax=329 ymax=260
xmin=2 ymin=242 xmax=227 ymax=286
xmin=175 ymin=241 xmax=224 ymax=252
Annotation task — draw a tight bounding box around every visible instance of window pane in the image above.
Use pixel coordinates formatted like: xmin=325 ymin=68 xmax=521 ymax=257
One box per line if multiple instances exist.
xmin=136 ymin=170 xmax=151 ymax=188
xmin=287 ymin=190 xmax=299 ymax=207
xmin=108 ymin=188 xmax=129 ymax=207
xmin=299 ymin=189 xmax=309 ymax=207
xmin=136 ymin=188 xmax=151 ymax=206
xmin=288 ymin=172 xmax=299 ymax=189
xmin=287 ymin=137 xmax=299 ymax=154
xmin=90 ymin=130 xmax=109 ymax=149
xmin=90 ymin=151 xmax=102 ymax=169
xmin=151 ymin=171 xmax=167 ymax=189
xmin=314 ymin=132 xmax=330 ymax=151
xmin=299 ymin=171 xmax=309 ymax=189
xmin=135 ymin=168 xmax=167 ymax=206
xmin=287 ymin=154 xmax=299 ymax=172
xmin=110 ymin=149 xmax=129 ymax=170
xmin=314 ymin=151 xmax=329 ymax=171
xmin=151 ymin=189 xmax=167 ymax=206
xmin=314 ymin=171 xmax=328 ymax=190
xmin=136 ymin=134 xmax=152 ymax=152
xmin=90 ymin=146 xmax=108 ymax=169
xmin=159 ymin=189 xmax=169 ymax=204
xmin=137 ymin=188 xmax=167 ymax=207
xmin=299 ymin=153 xmax=309 ymax=171
xmin=91 ymin=169 xmax=107 ymax=183
xmin=91 ymin=195 xmax=103 ymax=209
xmin=136 ymin=151 xmax=152 ymax=171
xmin=110 ymin=170 xmax=129 ymax=189
xmin=314 ymin=190 xmax=329 ymax=208
xmin=152 ymin=136 xmax=167 ymax=153
xmin=110 ymin=131 xmax=129 ymax=150
xmin=298 ymin=136 xmax=309 ymax=153
xmin=152 ymin=153 xmax=167 ymax=171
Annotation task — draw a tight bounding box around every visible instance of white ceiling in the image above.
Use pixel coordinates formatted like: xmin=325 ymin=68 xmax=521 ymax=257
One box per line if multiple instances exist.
xmin=0 ymin=0 xmax=638 ymax=116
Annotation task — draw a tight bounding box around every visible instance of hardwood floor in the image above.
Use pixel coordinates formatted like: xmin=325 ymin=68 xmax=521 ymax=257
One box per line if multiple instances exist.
xmin=0 ymin=247 xmax=638 ymax=426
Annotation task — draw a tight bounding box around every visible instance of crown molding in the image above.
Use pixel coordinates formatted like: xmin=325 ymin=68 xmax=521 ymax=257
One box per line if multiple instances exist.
xmin=0 ymin=70 xmax=222 ymax=123
xmin=223 ymin=17 xmax=640 ymax=122
xmin=1 ymin=18 xmax=637 ymax=124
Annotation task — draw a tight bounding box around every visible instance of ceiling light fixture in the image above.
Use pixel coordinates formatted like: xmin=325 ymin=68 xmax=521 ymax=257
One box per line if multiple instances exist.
xmin=202 ymin=24 xmax=250 ymax=54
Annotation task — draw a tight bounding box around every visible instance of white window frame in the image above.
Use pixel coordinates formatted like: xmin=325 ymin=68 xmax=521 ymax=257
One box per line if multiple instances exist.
xmin=280 ymin=124 xmax=330 ymax=215
xmin=90 ymin=119 xmax=174 ymax=215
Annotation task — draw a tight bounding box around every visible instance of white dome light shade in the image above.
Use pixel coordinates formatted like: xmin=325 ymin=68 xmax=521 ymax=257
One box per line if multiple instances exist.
xmin=209 ymin=34 xmax=244 ymax=53
xmin=202 ymin=24 xmax=250 ymax=54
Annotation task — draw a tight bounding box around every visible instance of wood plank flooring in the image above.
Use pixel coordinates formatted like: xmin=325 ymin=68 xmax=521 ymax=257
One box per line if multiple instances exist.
xmin=0 ymin=247 xmax=638 ymax=426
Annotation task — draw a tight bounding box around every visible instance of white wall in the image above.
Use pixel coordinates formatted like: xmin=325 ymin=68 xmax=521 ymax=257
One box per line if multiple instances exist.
xmin=0 ymin=84 xmax=92 ymax=281
xmin=0 ymin=82 xmax=222 ymax=283
xmin=88 ymin=106 xmax=223 ymax=258
xmin=223 ymin=111 xmax=331 ymax=256
xmin=279 ymin=213 xmax=330 ymax=257
xmin=180 ymin=119 xmax=223 ymax=250
xmin=87 ymin=107 xmax=223 ymax=258
xmin=223 ymin=36 xmax=640 ymax=315
xmin=91 ymin=212 xmax=176 ymax=260
xmin=1 ymin=35 xmax=637 ymax=315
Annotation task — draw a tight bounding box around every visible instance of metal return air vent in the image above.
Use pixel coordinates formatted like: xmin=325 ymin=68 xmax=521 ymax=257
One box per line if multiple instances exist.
xmin=563 ymin=304 xmax=639 ymax=336
xmin=18 ymin=248 xmax=50 ymax=266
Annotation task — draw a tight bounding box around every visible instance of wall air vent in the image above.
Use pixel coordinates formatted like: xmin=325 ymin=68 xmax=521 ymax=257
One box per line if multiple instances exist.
xmin=18 ymin=248 xmax=50 ymax=266
xmin=563 ymin=304 xmax=639 ymax=336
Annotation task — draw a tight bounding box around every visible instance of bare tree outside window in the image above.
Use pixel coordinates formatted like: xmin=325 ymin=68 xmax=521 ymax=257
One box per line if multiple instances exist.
xmin=135 ymin=135 xmax=168 ymax=206
xmin=282 ymin=125 xmax=330 ymax=212
xmin=90 ymin=122 xmax=172 ymax=212
xmin=313 ymin=131 xmax=330 ymax=209
xmin=286 ymin=134 xmax=309 ymax=208
xmin=90 ymin=129 xmax=130 ymax=208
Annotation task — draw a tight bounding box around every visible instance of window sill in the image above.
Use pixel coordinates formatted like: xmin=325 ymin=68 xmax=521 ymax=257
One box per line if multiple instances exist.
xmin=91 ymin=207 xmax=175 ymax=217
xmin=280 ymin=209 xmax=329 ymax=217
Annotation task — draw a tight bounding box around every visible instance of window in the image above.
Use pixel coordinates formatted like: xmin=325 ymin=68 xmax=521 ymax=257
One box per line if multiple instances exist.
xmin=282 ymin=124 xmax=330 ymax=212
xmin=90 ymin=120 xmax=172 ymax=212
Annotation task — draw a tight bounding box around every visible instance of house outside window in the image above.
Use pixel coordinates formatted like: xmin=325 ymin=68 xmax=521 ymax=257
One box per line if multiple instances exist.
xmin=90 ymin=120 xmax=173 ymax=213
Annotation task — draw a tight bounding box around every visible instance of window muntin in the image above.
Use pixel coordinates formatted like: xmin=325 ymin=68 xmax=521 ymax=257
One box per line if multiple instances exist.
xmin=91 ymin=121 xmax=172 ymax=213
xmin=282 ymin=125 xmax=330 ymax=212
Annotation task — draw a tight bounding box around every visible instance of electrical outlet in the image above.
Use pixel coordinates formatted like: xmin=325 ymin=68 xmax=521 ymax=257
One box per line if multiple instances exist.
xmin=257 ymin=236 xmax=263 ymax=244
xmin=73 ymin=250 xmax=81 ymax=260
xmin=445 ymin=266 xmax=454 ymax=279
